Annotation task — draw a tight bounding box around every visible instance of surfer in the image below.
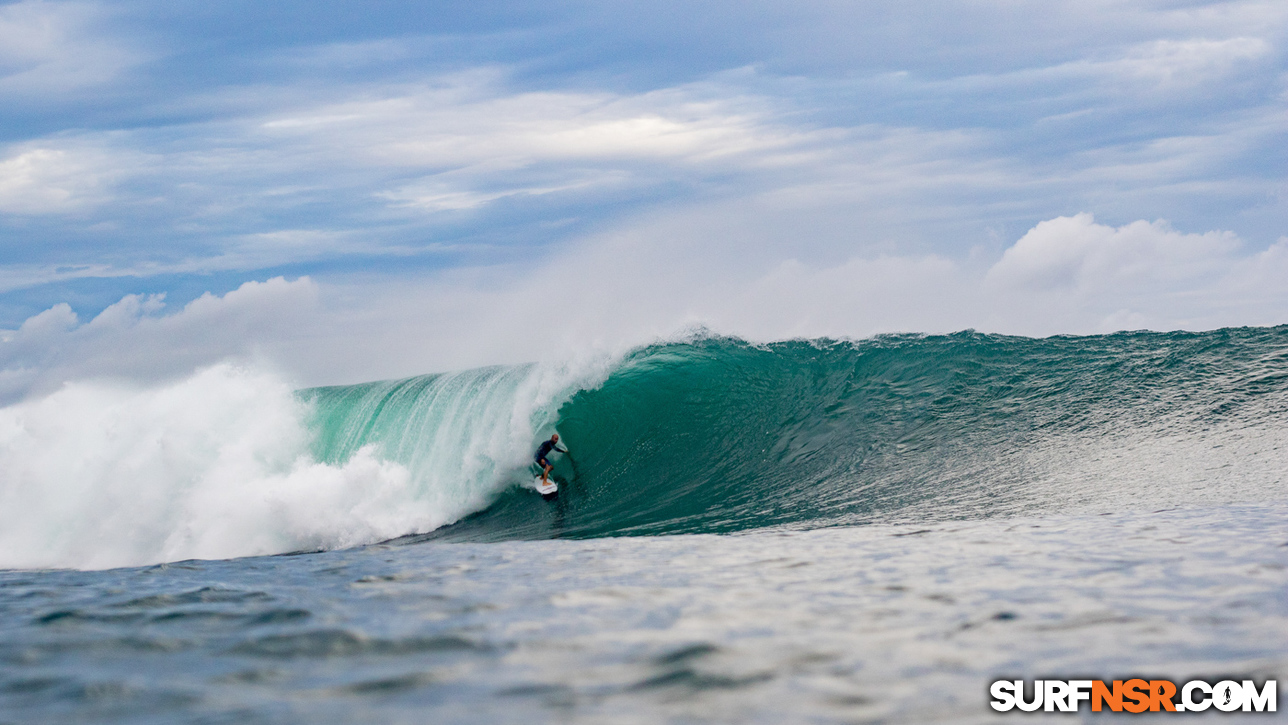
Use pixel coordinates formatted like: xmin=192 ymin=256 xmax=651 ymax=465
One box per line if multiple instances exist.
xmin=534 ymin=433 xmax=567 ymax=486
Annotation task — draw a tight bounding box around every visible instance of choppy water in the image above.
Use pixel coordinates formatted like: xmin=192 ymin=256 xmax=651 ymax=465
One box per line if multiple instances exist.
xmin=1 ymin=327 xmax=1287 ymax=722
xmin=2 ymin=506 xmax=1285 ymax=723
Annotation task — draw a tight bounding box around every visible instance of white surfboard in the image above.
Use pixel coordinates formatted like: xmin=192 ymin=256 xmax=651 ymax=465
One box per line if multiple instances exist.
xmin=534 ymin=477 xmax=558 ymax=496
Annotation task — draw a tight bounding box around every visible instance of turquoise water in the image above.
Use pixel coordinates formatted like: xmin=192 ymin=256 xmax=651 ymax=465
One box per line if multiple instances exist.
xmin=1 ymin=327 xmax=1286 ymax=722
xmin=306 ymin=328 xmax=1288 ymax=541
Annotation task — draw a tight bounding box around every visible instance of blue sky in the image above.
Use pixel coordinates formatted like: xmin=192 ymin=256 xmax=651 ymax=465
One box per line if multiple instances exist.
xmin=0 ymin=0 xmax=1285 ymax=394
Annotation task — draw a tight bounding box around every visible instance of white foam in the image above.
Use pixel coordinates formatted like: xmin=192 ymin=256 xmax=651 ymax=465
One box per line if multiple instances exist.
xmin=0 ymin=356 xmax=615 ymax=571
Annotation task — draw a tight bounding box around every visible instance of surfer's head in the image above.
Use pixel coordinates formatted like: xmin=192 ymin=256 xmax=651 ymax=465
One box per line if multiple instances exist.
xmin=551 ymin=433 xmax=559 ymax=442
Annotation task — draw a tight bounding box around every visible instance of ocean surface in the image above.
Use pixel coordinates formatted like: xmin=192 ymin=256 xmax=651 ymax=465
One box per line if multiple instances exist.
xmin=1 ymin=328 xmax=1286 ymax=722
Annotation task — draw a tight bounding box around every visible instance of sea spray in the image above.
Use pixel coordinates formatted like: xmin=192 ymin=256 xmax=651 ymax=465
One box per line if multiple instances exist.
xmin=0 ymin=365 xmax=406 ymax=569
xmin=0 ymin=355 xmax=616 ymax=570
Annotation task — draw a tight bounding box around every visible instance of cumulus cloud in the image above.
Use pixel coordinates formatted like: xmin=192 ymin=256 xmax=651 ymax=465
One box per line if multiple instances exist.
xmin=986 ymin=213 xmax=1242 ymax=292
xmin=4 ymin=213 xmax=1285 ymax=403
xmin=514 ymin=211 xmax=1287 ymax=344
xmin=340 ymin=210 xmax=1282 ymax=369
xmin=978 ymin=215 xmax=1288 ymax=333
xmin=0 ymin=277 xmax=320 ymax=402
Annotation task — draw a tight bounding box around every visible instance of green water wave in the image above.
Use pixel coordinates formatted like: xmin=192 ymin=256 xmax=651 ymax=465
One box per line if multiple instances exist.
xmin=308 ymin=327 xmax=1288 ymax=542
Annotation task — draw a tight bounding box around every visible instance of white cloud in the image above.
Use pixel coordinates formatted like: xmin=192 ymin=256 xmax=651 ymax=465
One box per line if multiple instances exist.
xmin=0 ymin=277 xmax=320 ymax=402
xmin=7 ymin=213 xmax=1284 ymax=404
xmin=248 ymin=73 xmax=819 ymax=217
xmin=981 ymin=215 xmax=1288 ymax=334
xmin=0 ymin=69 xmax=876 ymax=274
xmin=2 ymin=31 xmax=1282 ymax=280
xmin=986 ymin=213 xmax=1241 ymax=292
xmin=0 ymin=0 xmax=143 ymax=95
xmin=0 ymin=145 xmax=121 ymax=214
xmin=0 ymin=0 xmax=1283 ymax=371
xmin=252 ymin=74 xmax=783 ymax=169
xmin=1112 ymin=37 xmax=1272 ymax=87
xmin=323 ymin=210 xmax=1286 ymax=375
xmin=16 ymin=301 xmax=79 ymax=337
xmin=1013 ymin=36 xmax=1278 ymax=94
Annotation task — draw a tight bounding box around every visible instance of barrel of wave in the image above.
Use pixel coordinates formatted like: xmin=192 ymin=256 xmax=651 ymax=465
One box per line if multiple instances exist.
xmin=300 ymin=359 xmax=613 ymax=534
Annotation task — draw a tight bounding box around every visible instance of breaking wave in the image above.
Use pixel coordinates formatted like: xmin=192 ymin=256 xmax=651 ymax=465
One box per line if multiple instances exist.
xmin=2 ymin=327 xmax=1286 ymax=569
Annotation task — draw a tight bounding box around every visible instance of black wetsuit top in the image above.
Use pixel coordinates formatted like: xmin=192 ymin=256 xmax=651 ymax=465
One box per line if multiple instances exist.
xmin=535 ymin=440 xmax=566 ymax=463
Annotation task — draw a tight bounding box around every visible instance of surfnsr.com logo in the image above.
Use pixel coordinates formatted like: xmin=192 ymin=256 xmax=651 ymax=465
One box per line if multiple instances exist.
xmin=989 ymin=679 xmax=1277 ymax=713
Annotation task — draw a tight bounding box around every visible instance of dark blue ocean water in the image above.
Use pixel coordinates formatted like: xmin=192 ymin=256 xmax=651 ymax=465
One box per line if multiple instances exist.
xmin=2 ymin=506 xmax=1285 ymax=723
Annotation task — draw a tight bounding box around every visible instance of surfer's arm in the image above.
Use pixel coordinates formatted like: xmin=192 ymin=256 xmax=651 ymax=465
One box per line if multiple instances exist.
xmin=556 ymin=445 xmax=568 ymax=454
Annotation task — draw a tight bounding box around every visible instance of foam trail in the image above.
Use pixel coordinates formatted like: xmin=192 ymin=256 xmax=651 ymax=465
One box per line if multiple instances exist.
xmin=0 ymin=358 xmax=606 ymax=570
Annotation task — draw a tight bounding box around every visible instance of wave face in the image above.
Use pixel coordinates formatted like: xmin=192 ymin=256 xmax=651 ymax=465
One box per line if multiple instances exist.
xmin=411 ymin=327 xmax=1288 ymax=541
